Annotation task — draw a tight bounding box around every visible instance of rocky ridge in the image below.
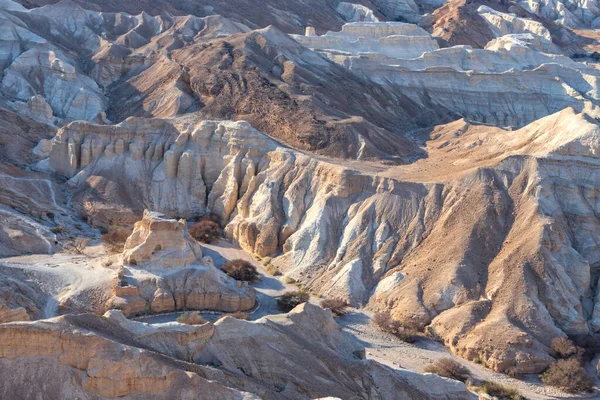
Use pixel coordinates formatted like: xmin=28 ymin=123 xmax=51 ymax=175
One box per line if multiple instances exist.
xmin=0 ymin=303 xmax=473 ymax=399
xmin=34 ymin=104 xmax=600 ymax=373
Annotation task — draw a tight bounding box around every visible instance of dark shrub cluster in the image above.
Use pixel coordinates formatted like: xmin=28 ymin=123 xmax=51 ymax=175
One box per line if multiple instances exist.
xmin=373 ymin=311 xmax=419 ymax=343
xmin=540 ymin=358 xmax=594 ymax=393
xmin=277 ymin=291 xmax=309 ymax=312
xmin=189 ymin=220 xmax=221 ymax=243
xmin=101 ymin=230 xmax=130 ymax=253
xmin=222 ymin=259 xmax=259 ymax=282
xmin=320 ymin=298 xmax=349 ymax=316
xmin=424 ymin=358 xmax=470 ymax=382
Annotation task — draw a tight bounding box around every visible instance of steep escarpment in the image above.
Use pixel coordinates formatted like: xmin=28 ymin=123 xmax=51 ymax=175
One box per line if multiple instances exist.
xmin=40 ymin=107 xmax=600 ymax=373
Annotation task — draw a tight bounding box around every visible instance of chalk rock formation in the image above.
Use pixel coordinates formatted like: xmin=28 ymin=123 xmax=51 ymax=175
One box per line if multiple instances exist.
xmin=307 ymin=22 xmax=600 ymax=127
xmin=0 ymin=315 xmax=255 ymax=399
xmin=336 ymin=2 xmax=380 ymax=22
xmin=0 ymin=304 xmax=473 ymax=399
xmin=122 ymin=210 xmax=203 ymax=267
xmin=372 ymin=0 xmax=422 ymax=22
xmin=291 ymin=22 xmax=439 ymax=59
xmin=39 ymin=106 xmax=600 ymax=373
xmin=107 ymin=265 xmax=256 ymax=317
xmin=106 ymin=210 xmax=255 ymax=316
xmin=516 ymin=0 xmax=600 ymax=27
xmin=478 ymin=6 xmax=561 ymax=53
xmin=0 ymin=268 xmax=45 ymax=323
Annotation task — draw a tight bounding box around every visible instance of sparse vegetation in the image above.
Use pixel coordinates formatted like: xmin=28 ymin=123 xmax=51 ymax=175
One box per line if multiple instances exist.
xmin=101 ymin=229 xmax=130 ymax=253
xmin=196 ymin=212 xmax=221 ymax=225
xmin=218 ymin=311 xmax=249 ymax=321
xmin=540 ymin=358 xmax=594 ymax=393
xmin=283 ymin=276 xmax=296 ymax=284
xmin=66 ymin=237 xmax=90 ymax=254
xmin=277 ymin=291 xmax=309 ymax=312
xmin=189 ymin=220 xmax=221 ymax=243
xmin=176 ymin=311 xmax=206 ymax=325
xmin=372 ymin=311 xmax=419 ymax=342
xmin=51 ymin=226 xmax=66 ymax=235
xmin=551 ymin=337 xmax=583 ymax=360
xmin=221 ymin=259 xmax=259 ymax=282
xmin=477 ymin=381 xmax=524 ymax=400
xmin=424 ymin=358 xmax=470 ymax=382
xmin=266 ymin=264 xmax=282 ymax=276
xmin=320 ymin=298 xmax=349 ymax=316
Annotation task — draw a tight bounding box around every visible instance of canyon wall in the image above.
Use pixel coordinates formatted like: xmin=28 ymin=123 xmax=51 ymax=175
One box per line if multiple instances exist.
xmin=41 ymin=108 xmax=600 ymax=373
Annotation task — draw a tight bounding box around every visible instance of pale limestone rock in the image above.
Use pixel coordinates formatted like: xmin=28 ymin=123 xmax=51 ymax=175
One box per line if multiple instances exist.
xmin=478 ymin=6 xmax=561 ymax=54
xmin=0 ymin=317 xmax=255 ymax=399
xmin=41 ymin=108 xmax=600 ymax=373
xmin=291 ymin=22 xmax=439 ymax=59
xmin=122 ymin=210 xmax=202 ymax=267
xmin=372 ymin=0 xmax=422 ymax=23
xmin=336 ymin=2 xmax=380 ymax=22
xmin=0 ymin=304 xmax=472 ymax=399
xmin=516 ymin=0 xmax=600 ymax=27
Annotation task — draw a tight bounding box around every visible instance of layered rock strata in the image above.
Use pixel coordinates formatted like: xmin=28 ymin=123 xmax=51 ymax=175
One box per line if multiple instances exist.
xmin=40 ymin=108 xmax=600 ymax=372
xmin=0 ymin=304 xmax=473 ymax=399
xmin=106 ymin=210 xmax=255 ymax=316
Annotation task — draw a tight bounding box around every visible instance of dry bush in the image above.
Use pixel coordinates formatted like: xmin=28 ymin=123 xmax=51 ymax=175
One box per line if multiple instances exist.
xmin=569 ymin=334 xmax=600 ymax=362
xmin=266 ymin=264 xmax=282 ymax=276
xmin=176 ymin=311 xmax=206 ymax=325
xmin=540 ymin=358 xmax=594 ymax=393
xmin=551 ymin=337 xmax=584 ymax=360
xmin=219 ymin=311 xmax=249 ymax=321
xmin=373 ymin=311 xmax=419 ymax=343
xmin=320 ymin=298 xmax=349 ymax=316
xmin=66 ymin=238 xmax=90 ymax=254
xmin=221 ymin=259 xmax=259 ymax=282
xmin=478 ymin=381 xmax=524 ymax=400
xmin=277 ymin=291 xmax=309 ymax=312
xmin=101 ymin=230 xmax=130 ymax=253
xmin=189 ymin=220 xmax=221 ymax=243
xmin=424 ymin=358 xmax=470 ymax=382
xmin=197 ymin=213 xmax=221 ymax=225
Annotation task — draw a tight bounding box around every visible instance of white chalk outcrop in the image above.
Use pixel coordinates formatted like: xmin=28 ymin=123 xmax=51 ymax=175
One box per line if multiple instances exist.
xmin=477 ymin=6 xmax=561 ymax=54
xmin=122 ymin=210 xmax=203 ymax=267
xmin=299 ymin=21 xmax=600 ymax=127
xmin=291 ymin=22 xmax=439 ymax=59
xmin=516 ymin=0 xmax=600 ymax=28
